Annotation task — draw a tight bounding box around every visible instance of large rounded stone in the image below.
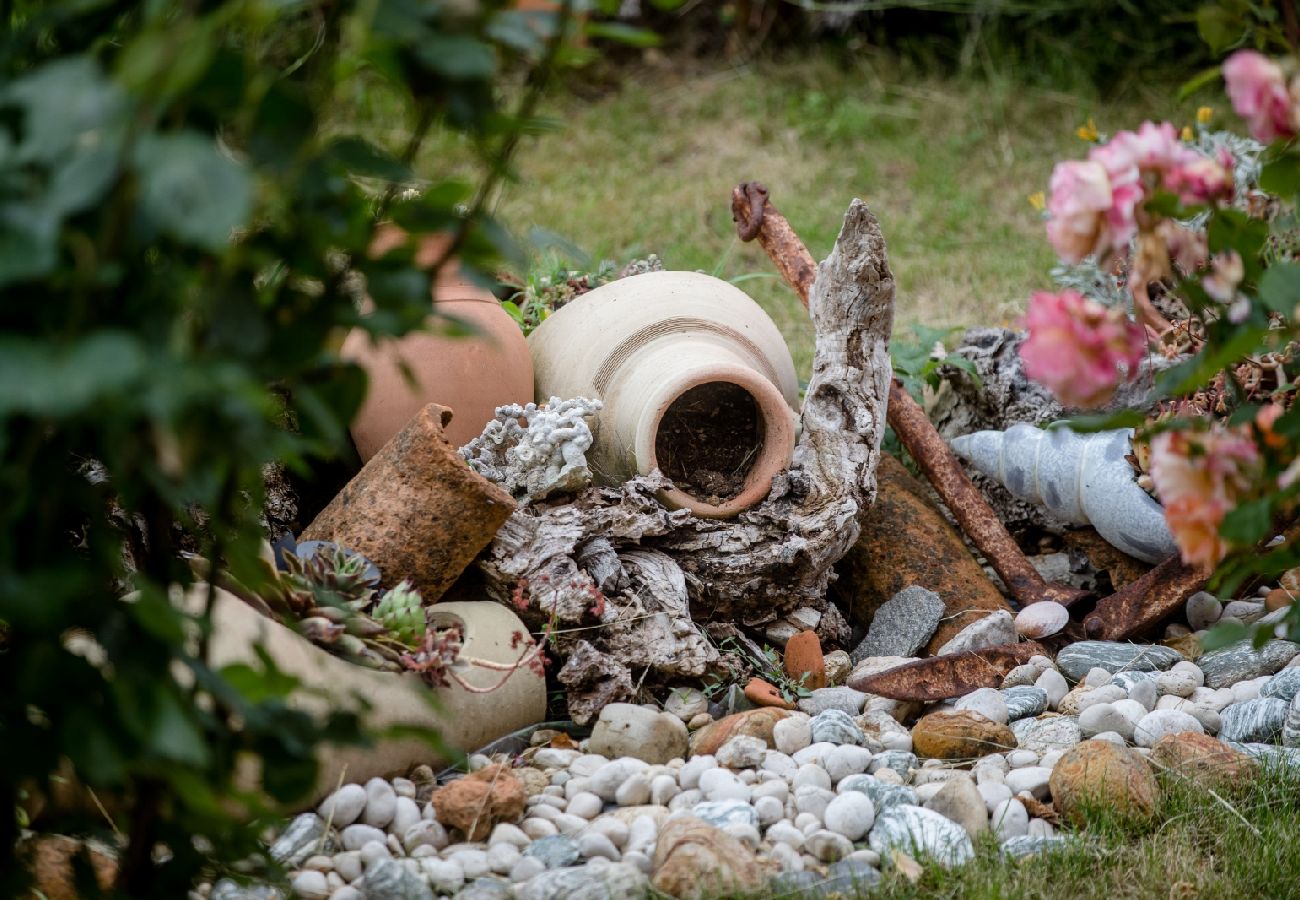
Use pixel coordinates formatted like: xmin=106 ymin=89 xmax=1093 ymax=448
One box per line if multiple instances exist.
xmin=1149 ymin=732 xmax=1256 ymax=788
xmin=1048 ymin=741 xmax=1158 ymax=826
xmin=430 ymin=765 xmax=526 ymax=841
xmin=651 ymin=816 xmax=763 ymax=899
xmin=588 ymin=703 xmax=689 ymax=764
xmin=688 ymin=707 xmax=792 ymax=757
xmin=912 ymin=710 xmax=1017 ymax=760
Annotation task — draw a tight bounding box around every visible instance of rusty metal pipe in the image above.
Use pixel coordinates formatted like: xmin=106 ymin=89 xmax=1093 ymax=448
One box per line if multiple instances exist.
xmin=732 ymin=181 xmax=1088 ymax=609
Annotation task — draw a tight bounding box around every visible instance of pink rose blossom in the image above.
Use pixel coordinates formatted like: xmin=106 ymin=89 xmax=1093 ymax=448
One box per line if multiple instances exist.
xmin=1224 ymin=50 xmax=1295 ymax=142
xmin=1019 ymin=289 xmax=1147 ymax=408
xmin=1045 ymin=160 xmax=1114 ymax=263
xmin=1149 ymin=426 xmax=1263 ymax=570
xmin=1164 ymin=154 xmax=1234 ymax=204
xmin=1202 ymin=250 xmax=1244 ymax=303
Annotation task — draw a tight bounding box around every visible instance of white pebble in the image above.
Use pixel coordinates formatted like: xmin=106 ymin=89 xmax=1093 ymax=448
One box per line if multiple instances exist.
xmin=792 ymin=742 xmax=837 ymax=767
xmin=792 ymin=764 xmax=832 ymax=791
xmin=332 ymin=851 xmax=362 ymax=882
xmin=650 ymin=774 xmax=679 ymax=806
xmin=991 ymin=798 xmax=1028 ymax=839
xmin=361 ymin=778 xmax=396 ymax=829
xmin=1004 ymin=767 xmax=1051 ymax=800
xmin=956 ymin=688 xmax=1009 ymax=725
xmin=823 ymin=792 xmax=875 ymax=840
xmin=567 ymin=791 xmax=602 ymax=819
xmin=626 ymin=815 xmax=658 ymax=854
xmin=389 ymin=796 xmax=420 ymax=839
xmin=521 ymin=818 xmax=557 ymax=839
xmin=755 ymin=794 xmax=785 ymax=826
xmin=753 ymin=779 xmax=789 ymax=802
xmin=1036 ymin=669 xmax=1070 ymax=709
xmin=723 ymin=823 xmax=762 ymax=850
xmin=488 ymin=823 xmax=530 ymax=849
xmin=403 ymin=821 xmax=448 ymax=854
xmin=449 ymin=849 xmax=489 ymax=879
xmin=486 ymin=842 xmax=520 ymax=874
xmin=553 ymin=813 xmax=587 ymax=835
xmin=579 ymin=831 xmax=620 ymax=861
xmin=317 ymin=785 xmax=367 ymax=828
xmin=359 ymin=841 xmax=390 ymax=866
xmin=615 ymin=775 xmax=651 ymax=807
xmin=773 ymin=715 xmax=814 ymax=755
xmin=421 ymin=858 xmax=464 ymax=893
xmin=770 ymin=841 xmax=802 ymax=872
xmin=978 ymin=781 xmax=1013 ymax=814
xmin=509 ymin=856 xmax=546 ymax=883
xmin=678 ymin=756 xmax=716 ymax=790
xmin=806 ymin=830 xmax=854 ymax=862
xmin=795 ymin=812 xmax=821 ymax=833
xmin=795 ymin=785 xmax=835 ymax=819
xmin=586 ymin=816 xmax=629 ymax=848
xmin=768 ymin=821 xmax=805 ymax=849
xmin=339 ymin=824 xmax=385 ymax=852
xmin=1006 ymin=750 xmax=1038 ymax=769
xmin=589 ymin=759 xmax=649 ymax=801
xmin=570 ymin=754 xmax=608 ymax=777
xmin=1027 ymin=818 xmax=1055 ymax=838
xmin=1134 ymin=709 xmax=1204 ymax=747
xmin=290 ymin=871 xmax=329 ymax=899
xmin=824 ymin=745 xmax=873 ymax=783
xmin=533 ymin=748 xmax=579 ymax=768
xmin=717 ymin=735 xmax=767 ymax=769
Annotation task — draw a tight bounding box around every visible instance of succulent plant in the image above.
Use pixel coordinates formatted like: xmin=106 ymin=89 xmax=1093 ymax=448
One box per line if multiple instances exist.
xmin=276 ymin=545 xmax=378 ymax=614
xmin=373 ymin=580 xmax=427 ymax=646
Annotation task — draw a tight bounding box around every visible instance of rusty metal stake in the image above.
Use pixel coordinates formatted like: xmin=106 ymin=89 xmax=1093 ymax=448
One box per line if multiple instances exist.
xmin=1082 ymin=555 xmax=1207 ymax=640
xmin=732 ymin=181 xmax=1089 ymax=610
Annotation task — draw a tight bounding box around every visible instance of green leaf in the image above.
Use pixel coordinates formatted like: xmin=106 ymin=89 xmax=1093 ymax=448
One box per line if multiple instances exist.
xmin=414 ymin=35 xmax=498 ymax=80
xmin=1219 ymin=497 xmax=1274 ymax=545
xmin=1207 ymin=208 xmax=1269 ymax=262
xmin=132 ymin=131 xmax=253 ymax=251
xmin=1257 ymin=262 xmax=1300 ymax=315
xmin=6 ymin=56 xmax=127 ymax=164
xmin=147 ymin=686 xmax=211 ymax=767
xmin=0 ymin=202 xmax=60 ymax=288
xmin=0 ymin=331 xmax=146 ymax=417
xmin=583 ymin=21 xmax=661 ymax=47
xmin=1258 ymin=155 xmax=1300 ymax=199
xmin=1178 ymin=64 xmax=1226 ymax=101
xmin=1200 ymin=620 xmax=1248 ymax=651
xmin=1052 ymin=408 xmax=1149 ymax=433
xmin=327 ymin=137 xmax=414 ymax=183
xmin=487 ymin=10 xmax=548 ymax=53
xmin=1196 ymin=3 xmax=1243 ymax=54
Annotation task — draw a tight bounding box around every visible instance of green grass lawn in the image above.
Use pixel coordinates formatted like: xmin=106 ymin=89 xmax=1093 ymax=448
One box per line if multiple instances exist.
xmin=795 ymin=762 xmax=1300 ymax=900
xmin=442 ymin=54 xmax=1210 ymax=375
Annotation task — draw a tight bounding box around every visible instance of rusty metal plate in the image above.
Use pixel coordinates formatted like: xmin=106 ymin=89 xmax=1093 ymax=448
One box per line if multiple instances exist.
xmin=848 ymin=642 xmax=1049 ymax=701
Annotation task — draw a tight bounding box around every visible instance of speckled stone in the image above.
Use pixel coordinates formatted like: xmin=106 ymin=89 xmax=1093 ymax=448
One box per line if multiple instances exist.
xmin=691 ymin=800 xmax=759 ymax=829
xmin=1199 ymin=640 xmax=1300 ymax=689
xmin=810 ymin=709 xmax=868 ymax=746
xmin=362 ymin=858 xmax=434 ymax=900
xmin=1055 ymin=642 xmax=1183 ymax=682
xmin=1003 ymin=686 xmax=1049 ymax=721
xmin=1284 ymin=696 xmax=1300 ymax=748
xmin=1225 ymin=741 xmax=1300 ymax=766
xmin=1109 ymin=670 xmax=1158 ymax=694
xmin=1016 ymin=716 xmax=1082 ymax=754
xmin=867 ymin=805 xmax=974 ymax=867
xmin=1219 ymin=698 xmax=1290 ymax=743
xmin=269 ymin=814 xmax=327 ymax=868
xmin=838 ymin=774 xmax=918 ymax=812
xmin=1261 ymin=668 xmax=1300 ymax=704
xmin=522 ymin=835 xmax=580 ymax=869
xmin=1000 ymin=835 xmax=1073 ymax=859
xmin=797 ymin=687 xmax=868 ymax=717
xmin=852 ymin=586 xmax=945 ymax=661
xmin=867 ymin=751 xmax=917 ymax=781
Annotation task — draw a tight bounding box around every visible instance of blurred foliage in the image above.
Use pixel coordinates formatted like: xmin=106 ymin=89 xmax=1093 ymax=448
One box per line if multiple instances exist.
xmin=0 ymin=0 xmax=669 ymax=894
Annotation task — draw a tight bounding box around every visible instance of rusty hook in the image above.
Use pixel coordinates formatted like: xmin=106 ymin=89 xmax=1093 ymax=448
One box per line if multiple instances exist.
xmin=733 ymin=181 xmax=769 ymax=242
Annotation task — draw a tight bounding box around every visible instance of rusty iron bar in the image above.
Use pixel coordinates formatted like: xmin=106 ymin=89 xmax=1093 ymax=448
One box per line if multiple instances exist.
xmin=1082 ymin=555 xmax=1207 ymax=640
xmin=730 ymin=182 xmax=819 ymax=307
xmin=848 ymin=641 xmax=1049 ymax=701
xmin=732 ymin=181 xmax=1089 ymax=609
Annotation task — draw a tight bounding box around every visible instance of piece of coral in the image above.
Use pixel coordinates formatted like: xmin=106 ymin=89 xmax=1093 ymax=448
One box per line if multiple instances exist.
xmin=461 ymin=396 xmax=601 ymax=503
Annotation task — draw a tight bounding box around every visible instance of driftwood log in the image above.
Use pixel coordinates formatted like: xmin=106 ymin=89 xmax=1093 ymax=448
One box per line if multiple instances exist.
xmin=477 ymin=201 xmax=895 ymax=722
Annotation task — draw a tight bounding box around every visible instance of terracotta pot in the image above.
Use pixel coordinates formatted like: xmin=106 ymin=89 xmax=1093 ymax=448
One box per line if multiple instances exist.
xmin=183 ymin=586 xmax=547 ymax=804
xmin=343 ymin=229 xmax=534 ymax=458
xmin=528 ymin=270 xmax=800 ymax=518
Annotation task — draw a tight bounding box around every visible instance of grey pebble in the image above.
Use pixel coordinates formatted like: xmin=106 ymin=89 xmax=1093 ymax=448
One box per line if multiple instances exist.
xmin=851 ymin=586 xmax=945 ymax=661
xmin=1055 ymin=642 xmax=1183 ymax=682
xmin=1199 ymin=640 xmax=1300 ymax=689
xmin=1219 ymin=698 xmax=1290 ymax=743
xmin=1002 ymin=686 xmax=1048 ymax=721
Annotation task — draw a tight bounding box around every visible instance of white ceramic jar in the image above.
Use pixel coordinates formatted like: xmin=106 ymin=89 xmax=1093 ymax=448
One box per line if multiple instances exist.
xmin=528 ymin=270 xmax=800 ymax=518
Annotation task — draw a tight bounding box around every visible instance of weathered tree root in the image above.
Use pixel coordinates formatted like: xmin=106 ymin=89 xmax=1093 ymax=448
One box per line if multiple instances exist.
xmin=477 ymin=200 xmax=894 ymax=722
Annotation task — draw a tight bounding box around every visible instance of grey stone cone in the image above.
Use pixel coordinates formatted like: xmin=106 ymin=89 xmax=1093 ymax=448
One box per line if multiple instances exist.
xmin=949 ymin=424 xmax=1177 ymax=564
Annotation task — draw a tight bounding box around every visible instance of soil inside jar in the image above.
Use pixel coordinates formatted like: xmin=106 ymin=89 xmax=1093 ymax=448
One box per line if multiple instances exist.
xmin=654 ymin=381 xmax=764 ymax=505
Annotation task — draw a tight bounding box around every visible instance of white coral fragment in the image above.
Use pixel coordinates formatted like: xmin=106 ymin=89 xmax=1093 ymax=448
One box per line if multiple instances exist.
xmin=461 ymin=396 xmax=602 ymax=503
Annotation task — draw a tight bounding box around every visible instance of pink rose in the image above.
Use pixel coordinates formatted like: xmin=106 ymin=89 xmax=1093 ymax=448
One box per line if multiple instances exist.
xmin=1224 ymin=50 xmax=1295 ymax=142
xmin=1045 ymin=160 xmax=1113 ymax=263
xmin=1019 ymin=289 xmax=1147 ymax=408
xmin=1164 ymin=154 xmax=1234 ymax=205
xmin=1150 ymin=426 xmax=1262 ymax=570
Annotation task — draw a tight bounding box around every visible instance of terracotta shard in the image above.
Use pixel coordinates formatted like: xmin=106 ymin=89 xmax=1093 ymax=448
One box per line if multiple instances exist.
xmin=300 ymin=403 xmax=515 ymax=601
xmin=849 ymin=642 xmax=1048 ymax=701
xmin=834 ymin=454 xmax=1014 ymax=651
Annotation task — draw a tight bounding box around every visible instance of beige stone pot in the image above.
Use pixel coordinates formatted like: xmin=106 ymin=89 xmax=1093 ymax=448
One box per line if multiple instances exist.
xmin=528 ymin=270 xmax=800 ymax=518
xmin=182 ymin=587 xmax=545 ymax=804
